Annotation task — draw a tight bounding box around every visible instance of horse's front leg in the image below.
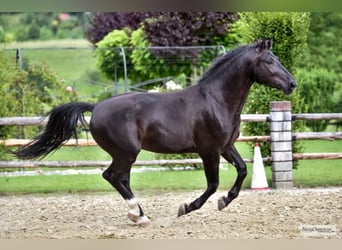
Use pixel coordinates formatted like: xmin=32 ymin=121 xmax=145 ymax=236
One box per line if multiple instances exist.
xmin=178 ymin=152 xmax=220 ymax=217
xmin=218 ymin=145 xmax=247 ymax=210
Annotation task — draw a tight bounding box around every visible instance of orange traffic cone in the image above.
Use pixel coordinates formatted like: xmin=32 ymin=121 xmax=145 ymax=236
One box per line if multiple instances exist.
xmin=251 ymin=143 xmax=269 ymax=190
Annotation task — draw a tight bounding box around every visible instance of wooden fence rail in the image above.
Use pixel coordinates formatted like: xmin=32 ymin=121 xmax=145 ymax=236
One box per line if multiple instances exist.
xmin=0 ymin=158 xmax=262 ymax=169
xmin=0 ymin=114 xmax=270 ymax=126
xmin=0 ymin=102 xmax=341 ymax=189
xmin=1 ymin=152 xmax=341 ymax=169
xmin=1 ymin=132 xmax=341 ymax=147
xmin=1 ymin=113 xmax=341 ymax=126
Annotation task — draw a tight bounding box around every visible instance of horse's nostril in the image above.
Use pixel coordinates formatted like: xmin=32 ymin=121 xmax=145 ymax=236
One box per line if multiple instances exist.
xmin=290 ymin=81 xmax=296 ymax=89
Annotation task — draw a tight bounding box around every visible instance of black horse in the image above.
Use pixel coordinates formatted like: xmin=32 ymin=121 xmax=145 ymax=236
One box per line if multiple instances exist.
xmin=15 ymin=39 xmax=296 ymax=226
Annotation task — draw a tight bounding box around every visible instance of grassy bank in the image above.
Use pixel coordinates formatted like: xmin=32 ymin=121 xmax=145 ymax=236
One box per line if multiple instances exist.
xmin=3 ymin=39 xmax=92 ymax=49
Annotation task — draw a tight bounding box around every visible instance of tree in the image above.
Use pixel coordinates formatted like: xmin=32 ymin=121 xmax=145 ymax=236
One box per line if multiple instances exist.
xmin=300 ymin=13 xmax=342 ymax=72
xmin=0 ymin=13 xmax=84 ymax=42
xmin=143 ymin=12 xmax=238 ymax=52
xmin=85 ymin=12 xmax=156 ymax=44
xmin=143 ymin=12 xmax=238 ymax=79
xmin=85 ymin=12 xmax=238 ymax=46
xmin=228 ymin=12 xmax=310 ymax=162
xmin=298 ymin=12 xmax=342 ymax=131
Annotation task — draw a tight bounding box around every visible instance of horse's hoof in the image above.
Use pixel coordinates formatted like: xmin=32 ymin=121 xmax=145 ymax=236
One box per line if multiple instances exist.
xmin=218 ymin=197 xmax=226 ymax=211
xmin=177 ymin=203 xmax=187 ymax=217
xmin=127 ymin=212 xmax=139 ymax=223
xmin=137 ymin=215 xmax=151 ymax=227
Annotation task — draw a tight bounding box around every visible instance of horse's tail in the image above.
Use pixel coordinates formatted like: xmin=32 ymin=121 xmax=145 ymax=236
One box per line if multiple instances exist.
xmin=14 ymin=102 xmax=95 ymax=160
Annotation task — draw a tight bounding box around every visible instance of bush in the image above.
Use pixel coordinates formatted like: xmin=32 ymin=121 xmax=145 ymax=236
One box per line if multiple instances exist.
xmin=14 ymin=27 xmax=27 ymax=41
xmin=25 ymin=63 xmax=78 ymax=109
xmin=296 ymin=67 xmax=337 ymax=131
xmin=95 ymin=29 xmax=132 ymax=81
xmin=39 ymin=26 xmax=54 ymax=40
xmin=130 ymin=27 xmax=171 ymax=82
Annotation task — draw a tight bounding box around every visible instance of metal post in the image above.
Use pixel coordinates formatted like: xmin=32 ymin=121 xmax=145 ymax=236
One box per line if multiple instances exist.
xmin=119 ymin=47 xmax=128 ymax=92
xmin=270 ymin=101 xmax=293 ymax=189
xmin=113 ymin=48 xmax=118 ymax=95
xmin=16 ymin=48 xmax=22 ymax=70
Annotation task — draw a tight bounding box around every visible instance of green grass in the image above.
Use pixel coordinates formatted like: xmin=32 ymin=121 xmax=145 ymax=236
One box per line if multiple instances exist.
xmin=0 ymin=174 xmax=109 ymax=195
xmin=19 ymin=48 xmax=97 ymax=80
xmin=1 ymin=158 xmax=341 ymax=195
xmin=43 ymin=146 xmax=155 ymax=162
xmin=0 ymin=166 xmax=244 ymax=195
xmin=293 ymin=160 xmax=342 ymax=187
xmin=44 ymin=146 xmax=112 ymax=161
xmin=300 ymin=139 xmax=341 ymax=153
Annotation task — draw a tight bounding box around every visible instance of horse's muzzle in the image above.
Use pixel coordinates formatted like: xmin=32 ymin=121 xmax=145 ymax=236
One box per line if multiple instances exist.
xmin=284 ymin=80 xmax=296 ymax=94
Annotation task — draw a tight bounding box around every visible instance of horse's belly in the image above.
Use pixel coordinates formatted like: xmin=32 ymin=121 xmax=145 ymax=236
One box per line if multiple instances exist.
xmin=141 ymin=134 xmax=195 ymax=154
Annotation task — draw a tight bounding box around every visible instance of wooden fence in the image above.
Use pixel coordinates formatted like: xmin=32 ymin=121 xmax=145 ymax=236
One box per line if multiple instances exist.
xmin=0 ymin=101 xmax=341 ymax=189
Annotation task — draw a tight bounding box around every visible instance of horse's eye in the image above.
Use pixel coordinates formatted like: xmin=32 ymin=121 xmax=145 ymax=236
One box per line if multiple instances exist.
xmin=266 ymin=58 xmax=273 ymax=64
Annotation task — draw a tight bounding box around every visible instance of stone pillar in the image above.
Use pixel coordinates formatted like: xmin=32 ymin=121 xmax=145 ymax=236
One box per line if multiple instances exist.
xmin=270 ymin=101 xmax=293 ymax=189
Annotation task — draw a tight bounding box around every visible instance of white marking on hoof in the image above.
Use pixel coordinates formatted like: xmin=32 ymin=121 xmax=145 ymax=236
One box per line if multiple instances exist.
xmin=137 ymin=215 xmax=151 ymax=227
xmin=126 ymin=198 xmax=140 ymax=222
xmin=218 ymin=197 xmax=226 ymax=211
xmin=127 ymin=212 xmax=139 ymax=223
xmin=126 ymin=198 xmax=150 ymax=226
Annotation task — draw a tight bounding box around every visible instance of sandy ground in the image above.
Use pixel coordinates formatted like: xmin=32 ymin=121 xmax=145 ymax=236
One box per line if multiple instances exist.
xmin=0 ymin=187 xmax=341 ymax=239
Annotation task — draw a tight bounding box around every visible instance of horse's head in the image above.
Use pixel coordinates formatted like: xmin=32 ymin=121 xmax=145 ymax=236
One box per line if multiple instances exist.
xmin=251 ymin=39 xmax=296 ymax=95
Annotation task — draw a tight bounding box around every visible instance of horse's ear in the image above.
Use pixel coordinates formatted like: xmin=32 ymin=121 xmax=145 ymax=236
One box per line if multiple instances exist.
xmin=256 ymin=39 xmax=272 ymax=53
xmin=266 ymin=39 xmax=273 ymax=50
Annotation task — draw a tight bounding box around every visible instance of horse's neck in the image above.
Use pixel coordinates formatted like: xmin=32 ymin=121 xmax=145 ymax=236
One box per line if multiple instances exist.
xmin=205 ymin=69 xmax=252 ymax=116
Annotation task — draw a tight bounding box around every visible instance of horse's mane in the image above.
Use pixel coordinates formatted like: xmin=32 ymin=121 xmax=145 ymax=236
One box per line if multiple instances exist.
xmin=198 ymin=43 xmax=254 ymax=85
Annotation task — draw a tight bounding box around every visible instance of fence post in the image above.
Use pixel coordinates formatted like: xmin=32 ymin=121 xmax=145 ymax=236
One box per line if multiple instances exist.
xmin=16 ymin=48 xmax=23 ymax=71
xmin=270 ymin=101 xmax=293 ymax=189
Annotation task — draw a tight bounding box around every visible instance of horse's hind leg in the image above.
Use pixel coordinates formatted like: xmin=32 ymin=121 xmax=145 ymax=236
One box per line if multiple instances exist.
xmin=103 ymin=155 xmax=150 ymax=227
xmin=218 ymin=145 xmax=247 ymax=210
